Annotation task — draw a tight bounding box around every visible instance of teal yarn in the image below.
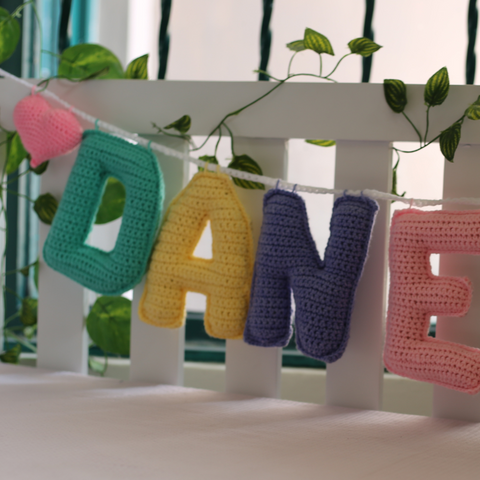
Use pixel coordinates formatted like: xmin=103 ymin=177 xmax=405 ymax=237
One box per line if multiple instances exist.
xmin=43 ymin=130 xmax=164 ymax=295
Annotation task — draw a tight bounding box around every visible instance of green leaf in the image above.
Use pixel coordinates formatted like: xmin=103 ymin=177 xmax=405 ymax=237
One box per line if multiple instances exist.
xmin=198 ymin=155 xmax=219 ymax=172
xmin=6 ymin=132 xmax=28 ymax=175
xmin=58 ymin=44 xmax=124 ymax=80
xmin=424 ymin=67 xmax=449 ymax=107
xmin=0 ymin=344 xmax=21 ymax=364
xmin=439 ymin=122 xmax=462 ymax=162
xmin=34 ymin=258 xmax=39 ymax=289
xmin=33 ymin=193 xmax=58 ymax=225
xmin=465 ymin=95 xmax=480 ymax=120
xmin=125 ymin=53 xmax=149 ymax=79
xmin=164 ymin=115 xmax=191 ymax=134
xmin=20 ymin=297 xmax=38 ymax=327
xmin=30 ymin=160 xmax=49 ymax=175
xmin=383 ymin=79 xmax=407 ymax=113
xmin=303 ymin=28 xmax=334 ymax=55
xmin=95 ymin=177 xmax=126 ymax=225
xmin=0 ymin=7 xmax=20 ymax=64
xmin=228 ymin=154 xmax=265 ymax=190
xmin=86 ymin=296 xmax=131 ymax=356
xmin=348 ymin=37 xmax=382 ymax=57
xmin=305 ymin=139 xmax=336 ymax=147
xmin=88 ymin=357 xmax=107 ymax=374
xmin=286 ymin=40 xmax=306 ymax=52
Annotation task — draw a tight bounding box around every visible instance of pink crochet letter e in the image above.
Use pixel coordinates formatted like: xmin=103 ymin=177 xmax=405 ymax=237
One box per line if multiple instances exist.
xmin=384 ymin=208 xmax=480 ymax=394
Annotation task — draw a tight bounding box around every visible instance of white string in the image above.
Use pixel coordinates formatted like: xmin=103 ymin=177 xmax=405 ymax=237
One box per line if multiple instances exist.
xmin=2 ymin=68 xmax=480 ymax=208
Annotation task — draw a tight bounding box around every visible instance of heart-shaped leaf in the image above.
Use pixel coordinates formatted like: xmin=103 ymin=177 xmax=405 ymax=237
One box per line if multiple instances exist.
xmin=383 ymin=79 xmax=407 ymax=113
xmin=303 ymin=28 xmax=334 ymax=56
xmin=306 ymin=139 xmax=336 ymax=147
xmin=348 ymin=37 xmax=382 ymax=57
xmin=198 ymin=155 xmax=219 ymax=172
xmin=95 ymin=177 xmax=126 ymax=224
xmin=6 ymin=131 xmax=28 ymax=174
xmin=228 ymin=154 xmax=265 ymax=190
xmin=465 ymin=95 xmax=480 ymax=120
xmin=58 ymin=44 xmax=124 ymax=80
xmin=125 ymin=53 xmax=149 ymax=79
xmin=0 ymin=343 xmax=21 ymax=364
xmin=33 ymin=193 xmax=58 ymax=225
xmin=0 ymin=7 xmax=20 ymax=65
xmin=164 ymin=115 xmax=191 ymax=134
xmin=424 ymin=67 xmax=449 ymax=107
xmin=286 ymin=40 xmax=306 ymax=52
xmin=86 ymin=296 xmax=131 ymax=356
xmin=20 ymin=297 xmax=38 ymax=326
xmin=439 ymin=122 xmax=462 ymax=162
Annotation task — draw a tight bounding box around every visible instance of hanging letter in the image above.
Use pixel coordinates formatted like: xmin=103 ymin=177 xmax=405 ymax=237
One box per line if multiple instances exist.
xmin=139 ymin=171 xmax=254 ymax=340
xmin=244 ymin=190 xmax=378 ymax=363
xmin=384 ymin=209 xmax=480 ymax=394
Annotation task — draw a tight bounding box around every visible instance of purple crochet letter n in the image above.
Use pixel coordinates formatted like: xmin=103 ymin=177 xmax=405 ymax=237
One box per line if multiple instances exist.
xmin=243 ymin=190 xmax=378 ymax=363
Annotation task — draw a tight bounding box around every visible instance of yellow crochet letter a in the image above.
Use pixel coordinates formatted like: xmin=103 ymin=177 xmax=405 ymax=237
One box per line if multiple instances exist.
xmin=139 ymin=171 xmax=254 ymax=339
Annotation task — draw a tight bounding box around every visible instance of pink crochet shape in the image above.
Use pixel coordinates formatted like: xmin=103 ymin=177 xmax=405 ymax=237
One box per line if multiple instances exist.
xmin=384 ymin=208 xmax=480 ymax=394
xmin=13 ymin=94 xmax=83 ymax=168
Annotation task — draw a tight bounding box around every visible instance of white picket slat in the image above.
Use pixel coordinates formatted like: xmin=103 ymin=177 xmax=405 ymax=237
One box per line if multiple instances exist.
xmin=325 ymin=141 xmax=392 ymax=411
xmin=129 ymin=136 xmax=189 ymax=384
xmin=225 ymin=137 xmax=287 ymax=398
xmin=433 ymin=144 xmax=480 ymax=422
xmin=36 ymin=150 xmax=88 ymax=373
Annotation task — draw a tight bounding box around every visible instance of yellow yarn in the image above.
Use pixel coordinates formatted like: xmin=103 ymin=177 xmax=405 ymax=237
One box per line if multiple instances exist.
xmin=139 ymin=171 xmax=254 ymax=339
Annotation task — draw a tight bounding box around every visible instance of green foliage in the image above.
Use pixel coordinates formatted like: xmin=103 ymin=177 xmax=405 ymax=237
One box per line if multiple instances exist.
xmin=0 ymin=7 xmax=20 ymax=65
xmin=125 ymin=54 xmax=149 ymax=79
xmin=465 ymin=95 xmax=480 ymax=120
xmin=20 ymin=297 xmax=37 ymax=326
xmin=228 ymin=154 xmax=265 ymax=190
xmin=33 ymin=193 xmax=58 ymax=225
xmin=34 ymin=259 xmax=39 ymax=289
xmin=88 ymin=357 xmax=107 ymax=375
xmin=348 ymin=37 xmax=382 ymax=57
xmin=95 ymin=177 xmax=126 ymax=224
xmin=383 ymin=79 xmax=407 ymax=113
xmin=303 ymin=28 xmax=334 ymax=56
xmin=86 ymin=296 xmax=131 ymax=356
xmin=164 ymin=115 xmax=191 ymax=134
xmin=439 ymin=122 xmax=462 ymax=162
xmin=0 ymin=344 xmax=21 ymax=364
xmin=30 ymin=160 xmax=49 ymax=175
xmin=286 ymin=40 xmax=306 ymax=52
xmin=424 ymin=67 xmax=449 ymax=107
xmin=198 ymin=155 xmax=219 ymax=172
xmin=58 ymin=44 xmax=124 ymax=80
xmin=306 ymin=139 xmax=336 ymax=147
xmin=6 ymin=132 xmax=28 ymax=174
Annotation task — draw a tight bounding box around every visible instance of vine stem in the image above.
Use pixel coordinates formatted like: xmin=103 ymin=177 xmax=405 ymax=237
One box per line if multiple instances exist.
xmin=324 ymin=53 xmax=353 ymax=79
xmin=214 ymin=126 xmax=223 ymax=157
xmin=222 ymin=123 xmax=236 ymax=157
xmin=424 ymin=105 xmax=431 ymax=144
xmin=401 ymin=111 xmax=423 ymax=145
xmin=287 ymin=52 xmax=298 ymax=76
xmin=319 ymin=54 xmax=323 ymax=77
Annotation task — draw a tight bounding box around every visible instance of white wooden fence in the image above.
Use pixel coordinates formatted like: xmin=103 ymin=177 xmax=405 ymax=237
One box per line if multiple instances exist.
xmin=1 ymin=79 xmax=479 ymax=422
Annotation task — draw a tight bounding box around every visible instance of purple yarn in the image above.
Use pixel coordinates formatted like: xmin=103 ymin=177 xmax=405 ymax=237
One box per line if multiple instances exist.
xmin=243 ymin=189 xmax=378 ymax=363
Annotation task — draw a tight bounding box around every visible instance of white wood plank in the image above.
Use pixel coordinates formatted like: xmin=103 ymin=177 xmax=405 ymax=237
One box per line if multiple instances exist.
xmin=225 ymin=137 xmax=287 ymax=398
xmin=36 ymin=150 xmax=88 ymax=373
xmin=2 ymin=80 xmax=480 ymax=143
xmin=433 ymin=144 xmax=480 ymax=422
xmin=129 ymin=136 xmax=189 ymax=384
xmin=325 ymin=141 xmax=392 ymax=410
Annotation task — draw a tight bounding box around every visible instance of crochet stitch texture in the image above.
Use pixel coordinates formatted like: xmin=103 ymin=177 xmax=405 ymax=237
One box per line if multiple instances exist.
xmin=244 ymin=190 xmax=378 ymax=362
xmin=139 ymin=171 xmax=254 ymax=340
xmin=44 ymin=130 xmax=164 ymax=295
xmin=13 ymin=94 xmax=83 ymax=168
xmin=384 ymin=208 xmax=480 ymax=394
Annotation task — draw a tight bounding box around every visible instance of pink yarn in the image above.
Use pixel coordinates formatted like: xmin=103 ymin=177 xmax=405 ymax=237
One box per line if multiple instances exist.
xmin=13 ymin=94 xmax=83 ymax=168
xmin=384 ymin=208 xmax=480 ymax=394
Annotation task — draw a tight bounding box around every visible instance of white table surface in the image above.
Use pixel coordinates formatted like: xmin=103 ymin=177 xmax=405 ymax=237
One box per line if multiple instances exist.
xmin=1 ymin=363 xmax=480 ymax=479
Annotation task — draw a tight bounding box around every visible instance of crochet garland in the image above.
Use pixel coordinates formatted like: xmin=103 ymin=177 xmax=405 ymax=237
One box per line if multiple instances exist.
xmin=243 ymin=189 xmax=378 ymax=362
xmin=139 ymin=171 xmax=254 ymax=340
xmin=43 ymin=130 xmax=164 ymax=295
